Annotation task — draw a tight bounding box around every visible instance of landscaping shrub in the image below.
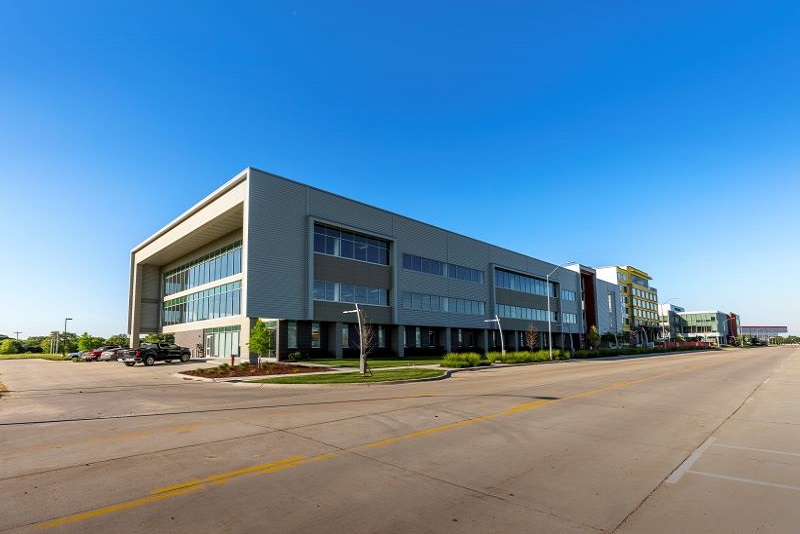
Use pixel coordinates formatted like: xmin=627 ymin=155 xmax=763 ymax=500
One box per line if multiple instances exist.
xmin=441 ymin=352 xmax=482 ymax=368
xmin=571 ymin=345 xmax=716 ymax=359
xmin=0 ymin=339 xmax=23 ymax=354
xmin=489 ymin=349 xmax=566 ymax=364
xmin=288 ymin=351 xmax=307 ymax=361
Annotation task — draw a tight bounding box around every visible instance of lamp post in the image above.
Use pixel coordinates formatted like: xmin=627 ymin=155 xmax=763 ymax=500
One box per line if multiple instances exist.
xmin=63 ymin=317 xmax=72 ymax=357
xmin=484 ymin=314 xmax=505 ymax=356
xmin=343 ymin=304 xmax=366 ymax=374
xmin=546 ymin=261 xmax=575 ymax=361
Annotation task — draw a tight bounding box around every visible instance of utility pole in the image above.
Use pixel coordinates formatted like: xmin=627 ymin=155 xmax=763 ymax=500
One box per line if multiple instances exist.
xmin=13 ymin=331 xmax=21 ymax=339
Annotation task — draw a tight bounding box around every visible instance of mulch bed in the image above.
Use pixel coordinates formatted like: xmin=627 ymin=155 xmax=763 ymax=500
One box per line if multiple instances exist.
xmin=182 ymin=362 xmax=331 ymax=379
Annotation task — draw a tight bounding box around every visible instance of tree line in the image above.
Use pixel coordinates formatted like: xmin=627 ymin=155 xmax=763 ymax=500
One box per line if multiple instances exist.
xmin=0 ymin=332 xmax=175 ymax=355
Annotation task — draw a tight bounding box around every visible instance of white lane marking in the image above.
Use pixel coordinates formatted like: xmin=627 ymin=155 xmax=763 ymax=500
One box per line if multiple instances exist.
xmin=688 ymin=470 xmax=800 ymax=492
xmin=714 ymin=443 xmax=800 ymax=457
xmin=666 ymin=437 xmax=716 ymax=484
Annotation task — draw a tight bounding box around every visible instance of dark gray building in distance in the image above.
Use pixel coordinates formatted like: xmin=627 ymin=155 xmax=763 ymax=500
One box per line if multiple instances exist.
xmin=128 ymin=168 xmax=619 ymax=360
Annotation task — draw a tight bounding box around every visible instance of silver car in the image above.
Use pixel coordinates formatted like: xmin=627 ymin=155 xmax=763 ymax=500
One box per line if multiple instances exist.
xmin=98 ymin=348 xmax=125 ymax=361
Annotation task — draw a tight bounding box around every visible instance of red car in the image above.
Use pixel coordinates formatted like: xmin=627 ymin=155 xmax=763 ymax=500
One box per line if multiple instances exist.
xmin=84 ymin=345 xmax=120 ymax=361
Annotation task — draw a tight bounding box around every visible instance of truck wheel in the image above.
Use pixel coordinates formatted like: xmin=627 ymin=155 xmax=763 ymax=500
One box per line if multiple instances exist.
xmin=180 ymin=353 xmax=190 ymax=363
xmin=125 ymin=362 xmax=135 ymax=367
xmin=144 ymin=356 xmax=156 ymax=366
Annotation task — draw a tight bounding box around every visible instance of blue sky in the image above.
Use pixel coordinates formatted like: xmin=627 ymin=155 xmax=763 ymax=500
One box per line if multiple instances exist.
xmin=1 ymin=1 xmax=798 ymax=338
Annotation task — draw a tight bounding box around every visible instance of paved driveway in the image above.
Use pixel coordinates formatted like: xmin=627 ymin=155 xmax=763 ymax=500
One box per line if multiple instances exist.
xmin=0 ymin=358 xmax=218 ymax=422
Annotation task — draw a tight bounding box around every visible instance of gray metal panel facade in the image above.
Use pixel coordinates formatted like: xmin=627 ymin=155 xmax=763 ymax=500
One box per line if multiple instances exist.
xmin=246 ymin=170 xmax=309 ymax=319
xmin=308 ymin=188 xmax=394 ymax=237
xmin=314 ymin=301 xmax=391 ymax=324
xmin=140 ymin=265 xmax=161 ymax=331
xmin=314 ymin=254 xmax=391 ymax=289
xmin=222 ymin=169 xmax=581 ymax=335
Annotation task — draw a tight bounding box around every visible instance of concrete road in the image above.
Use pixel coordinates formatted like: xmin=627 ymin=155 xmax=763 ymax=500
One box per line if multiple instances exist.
xmin=1 ymin=347 xmax=798 ymax=533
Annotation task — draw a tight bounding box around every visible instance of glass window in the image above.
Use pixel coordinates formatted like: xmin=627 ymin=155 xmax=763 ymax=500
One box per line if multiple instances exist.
xmin=355 ymin=242 xmax=367 ymax=261
xmin=341 ymin=239 xmax=354 ymax=258
xmin=287 ymin=321 xmax=297 ymax=348
xmin=311 ymin=322 xmax=321 ymax=348
xmin=355 ymin=285 xmax=367 ymax=303
xmin=340 ymin=283 xmax=354 ymax=302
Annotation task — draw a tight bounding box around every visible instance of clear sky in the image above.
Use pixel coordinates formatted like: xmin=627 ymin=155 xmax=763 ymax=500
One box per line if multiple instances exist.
xmin=1 ymin=1 xmax=798 ymax=338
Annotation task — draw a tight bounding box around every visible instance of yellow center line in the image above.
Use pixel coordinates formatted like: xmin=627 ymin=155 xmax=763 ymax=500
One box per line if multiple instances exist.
xmin=151 ymin=455 xmax=306 ymax=495
xmin=38 ymin=486 xmax=202 ymax=529
xmin=36 ymin=358 xmax=726 ymax=529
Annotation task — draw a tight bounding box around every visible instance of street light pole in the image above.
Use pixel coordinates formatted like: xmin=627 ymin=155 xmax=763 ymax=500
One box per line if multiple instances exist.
xmin=483 ymin=314 xmax=505 ymax=356
xmin=63 ymin=317 xmax=73 ymax=357
xmin=343 ymin=304 xmax=366 ymax=374
xmin=546 ymin=261 xmax=575 ymax=361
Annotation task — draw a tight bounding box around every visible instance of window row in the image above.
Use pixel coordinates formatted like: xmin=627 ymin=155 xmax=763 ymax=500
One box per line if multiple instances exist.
xmin=285 ymin=320 xmax=389 ymax=350
xmin=313 ymin=280 xmax=389 ymax=306
xmin=497 ymin=303 xmax=556 ymax=322
xmin=401 ymin=254 xmax=485 ymax=284
xmin=162 ymin=281 xmax=241 ymax=326
xmin=633 ymin=308 xmax=658 ymax=320
xmin=632 ymin=287 xmax=655 ymax=300
xmin=401 ymin=291 xmax=486 ymax=316
xmin=163 ymin=241 xmax=242 ymax=296
xmin=495 ymin=269 xmax=555 ymax=297
xmin=314 ymin=223 xmax=390 ymax=265
xmin=561 ymin=289 xmax=577 ymax=301
xmin=341 ymin=323 xmax=387 ymax=349
xmin=634 ymin=298 xmax=657 ymax=310
xmin=562 ymin=312 xmax=578 ymax=324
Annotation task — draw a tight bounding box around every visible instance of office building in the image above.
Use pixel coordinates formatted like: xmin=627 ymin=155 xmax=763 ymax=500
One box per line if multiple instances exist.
xmin=129 ymin=168 xmax=618 ymax=360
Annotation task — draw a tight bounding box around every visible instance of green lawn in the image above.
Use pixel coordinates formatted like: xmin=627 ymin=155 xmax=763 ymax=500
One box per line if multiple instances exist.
xmin=305 ymin=357 xmax=443 ymax=368
xmin=255 ymin=368 xmax=445 ymax=384
xmin=0 ymin=353 xmax=68 ymax=361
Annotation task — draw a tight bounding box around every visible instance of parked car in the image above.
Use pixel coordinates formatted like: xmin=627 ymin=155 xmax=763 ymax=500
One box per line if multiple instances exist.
xmin=119 ymin=343 xmax=192 ymax=366
xmin=67 ymin=351 xmax=84 ymax=360
xmin=98 ymin=347 xmax=126 ymax=361
xmin=84 ymin=345 xmax=120 ymax=361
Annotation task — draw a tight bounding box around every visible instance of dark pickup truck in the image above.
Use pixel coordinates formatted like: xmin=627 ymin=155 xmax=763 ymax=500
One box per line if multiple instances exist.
xmin=119 ymin=342 xmax=192 ymax=366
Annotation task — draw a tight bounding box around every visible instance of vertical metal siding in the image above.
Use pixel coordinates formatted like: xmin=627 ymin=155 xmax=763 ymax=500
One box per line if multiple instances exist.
xmin=308 ymin=189 xmax=394 ymax=236
xmin=246 ymin=171 xmax=308 ymax=319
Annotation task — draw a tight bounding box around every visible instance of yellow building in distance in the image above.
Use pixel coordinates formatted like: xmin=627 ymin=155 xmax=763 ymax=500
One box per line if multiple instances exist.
xmin=597 ymin=266 xmax=660 ymax=338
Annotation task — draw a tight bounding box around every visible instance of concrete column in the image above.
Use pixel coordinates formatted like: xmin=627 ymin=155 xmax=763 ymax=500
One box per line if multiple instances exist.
xmin=239 ymin=317 xmax=253 ymax=362
xmin=329 ymin=322 xmax=343 ymax=359
xmin=444 ymin=327 xmax=452 ymax=353
xmin=481 ymin=329 xmax=489 ymax=355
xmin=512 ymin=330 xmax=519 ymax=351
xmin=392 ymin=325 xmax=405 ymax=357
xmin=128 ymin=263 xmax=143 ymax=348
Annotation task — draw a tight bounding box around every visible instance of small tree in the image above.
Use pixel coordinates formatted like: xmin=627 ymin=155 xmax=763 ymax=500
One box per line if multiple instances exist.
xmin=600 ymin=331 xmax=617 ymax=346
xmin=524 ymin=323 xmax=539 ymax=351
xmin=587 ymin=325 xmax=600 ymax=350
xmin=142 ymin=333 xmax=175 ymax=344
xmin=357 ymin=311 xmax=375 ymax=375
xmin=77 ymin=333 xmax=107 ymax=352
xmin=106 ymin=333 xmax=130 ymax=347
xmin=0 ymin=339 xmax=23 ymax=354
xmin=249 ymin=319 xmax=273 ymax=368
